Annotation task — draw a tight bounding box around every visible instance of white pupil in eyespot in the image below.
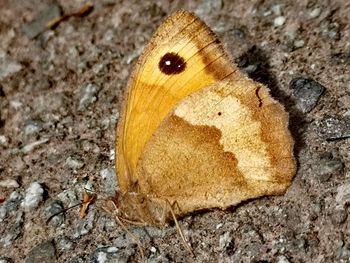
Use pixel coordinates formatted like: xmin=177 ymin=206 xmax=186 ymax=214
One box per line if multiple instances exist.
xmin=165 ymin=60 xmax=171 ymax=66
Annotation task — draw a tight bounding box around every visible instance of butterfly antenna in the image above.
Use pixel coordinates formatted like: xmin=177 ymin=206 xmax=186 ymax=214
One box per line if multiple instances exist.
xmin=167 ymin=202 xmax=194 ymax=257
xmin=114 ymin=214 xmax=145 ymax=262
xmin=46 ymin=202 xmax=81 ymax=224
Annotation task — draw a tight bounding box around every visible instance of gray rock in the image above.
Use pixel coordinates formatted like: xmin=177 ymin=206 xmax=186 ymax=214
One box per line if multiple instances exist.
xmin=0 ymin=257 xmax=12 ymax=263
xmin=24 ymin=119 xmax=44 ymax=136
xmin=0 ymin=179 xmax=19 ymax=188
xmin=22 ymin=3 xmax=62 ymax=39
xmin=99 ymin=168 xmax=117 ymax=196
xmin=73 ymin=208 xmax=96 ymax=238
xmin=195 ymin=0 xmax=223 ymax=18
xmin=274 ymin=16 xmax=286 ymax=27
xmin=21 ymin=182 xmax=44 ymax=211
xmin=56 ymin=236 xmax=74 ymax=251
xmin=335 ymin=181 xmax=350 ymax=208
xmin=98 ymin=215 xmax=117 ymax=232
xmin=19 ymin=138 xmax=49 ymax=153
xmin=25 ymin=241 xmax=56 ymax=263
xmin=330 ymin=208 xmax=348 ymax=225
xmin=308 ymin=7 xmax=322 ymax=19
xmin=0 ymin=191 xmax=22 ymax=222
xmin=336 ymin=243 xmax=350 ymax=261
xmin=290 ymin=77 xmax=325 ymax=113
xmin=57 ymin=189 xmax=79 ymax=208
xmin=0 ymin=50 xmax=22 ymax=80
xmin=66 ymin=156 xmax=85 ymax=170
xmin=315 ymin=152 xmax=344 ymax=182
xmin=276 ymin=255 xmax=291 ymax=263
xmin=44 ymin=200 xmax=65 ymax=227
xmin=219 ymin=231 xmax=234 ymax=251
xmin=0 ymin=212 xmax=23 ymax=247
xmin=78 ymin=83 xmax=100 ymax=109
xmin=90 ymin=246 xmax=130 ymax=263
xmin=316 ymin=116 xmax=350 ymax=141
xmin=320 ymin=20 xmax=340 ymax=40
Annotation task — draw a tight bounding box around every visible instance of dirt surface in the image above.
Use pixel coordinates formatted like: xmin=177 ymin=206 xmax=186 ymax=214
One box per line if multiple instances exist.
xmin=0 ymin=0 xmax=349 ymax=262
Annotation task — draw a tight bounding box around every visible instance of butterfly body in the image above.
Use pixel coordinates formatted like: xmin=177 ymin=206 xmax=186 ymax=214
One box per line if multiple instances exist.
xmin=114 ymin=10 xmax=296 ymax=225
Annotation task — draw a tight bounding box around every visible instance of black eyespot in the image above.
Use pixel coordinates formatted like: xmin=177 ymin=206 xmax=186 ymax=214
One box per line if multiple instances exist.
xmin=158 ymin=52 xmax=186 ymax=75
xmin=218 ymin=112 xmax=222 ymax=116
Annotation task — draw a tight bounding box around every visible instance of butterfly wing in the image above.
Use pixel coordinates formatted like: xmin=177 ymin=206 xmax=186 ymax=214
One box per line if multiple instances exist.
xmin=134 ymin=76 xmax=296 ymax=215
xmin=117 ymin=10 xmax=237 ymax=191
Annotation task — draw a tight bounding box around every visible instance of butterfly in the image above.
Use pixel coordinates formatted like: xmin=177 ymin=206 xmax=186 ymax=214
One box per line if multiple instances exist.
xmin=110 ymin=10 xmax=296 ymax=227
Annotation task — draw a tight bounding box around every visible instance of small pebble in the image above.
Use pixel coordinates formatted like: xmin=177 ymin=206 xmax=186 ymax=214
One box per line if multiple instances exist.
xmin=0 ymin=135 xmax=7 ymax=144
xmin=0 ymin=179 xmax=19 ymax=188
xmin=73 ymin=209 xmax=96 ymax=238
xmin=21 ymin=182 xmax=44 ymax=212
xmin=316 ymin=152 xmax=344 ymax=182
xmin=276 ymin=255 xmax=291 ymax=263
xmin=0 ymin=191 xmax=22 ymax=222
xmin=100 ymin=168 xmax=117 ymax=196
xmin=22 ymin=3 xmax=62 ymax=39
xmin=290 ymin=77 xmax=325 ymax=113
xmin=25 ymin=241 xmax=56 ymax=263
xmin=216 ymin=223 xmax=223 ymax=229
xmin=274 ymin=16 xmax=286 ymax=27
xmin=331 ymin=208 xmax=348 ymax=225
xmin=24 ymin=119 xmax=44 ymax=136
xmin=0 ymin=257 xmax=12 ymax=263
xmin=308 ymin=7 xmax=321 ymax=19
xmin=0 ymin=51 xmax=22 ymax=80
xmin=98 ymin=215 xmax=117 ymax=232
xmin=335 ymin=182 xmax=350 ymax=207
xmin=66 ymin=156 xmax=85 ymax=170
xmin=56 ymin=236 xmax=74 ymax=251
xmin=44 ymin=200 xmax=65 ymax=227
xmin=336 ymin=244 xmax=350 ymax=261
xmin=219 ymin=231 xmax=233 ymax=250
xmin=79 ymin=83 xmax=100 ymax=109
xmin=90 ymin=246 xmax=130 ymax=263
xmin=57 ymin=189 xmax=79 ymax=208
xmin=293 ymin=39 xmax=305 ymax=49
xmin=0 ymin=212 xmax=23 ymax=247
xmin=320 ymin=21 xmax=340 ymax=40
xmin=20 ymin=138 xmax=49 ymax=153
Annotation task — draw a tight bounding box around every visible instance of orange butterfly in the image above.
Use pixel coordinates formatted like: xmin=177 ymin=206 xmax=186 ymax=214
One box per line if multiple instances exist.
xmin=110 ymin=10 xmax=295 ymax=227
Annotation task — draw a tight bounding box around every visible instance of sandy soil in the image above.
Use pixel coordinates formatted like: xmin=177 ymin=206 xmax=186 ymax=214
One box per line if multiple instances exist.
xmin=0 ymin=0 xmax=349 ymax=262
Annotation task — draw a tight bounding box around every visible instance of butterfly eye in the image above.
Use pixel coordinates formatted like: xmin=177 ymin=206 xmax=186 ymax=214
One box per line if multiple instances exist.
xmin=158 ymin=52 xmax=186 ymax=75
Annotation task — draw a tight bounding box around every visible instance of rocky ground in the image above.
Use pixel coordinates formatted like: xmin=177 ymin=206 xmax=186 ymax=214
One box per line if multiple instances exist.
xmin=0 ymin=0 xmax=349 ymax=262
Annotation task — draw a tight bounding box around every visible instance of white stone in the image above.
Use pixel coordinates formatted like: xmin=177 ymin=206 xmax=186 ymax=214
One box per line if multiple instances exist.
xmin=21 ymin=182 xmax=44 ymax=211
xmin=274 ymin=16 xmax=286 ymax=27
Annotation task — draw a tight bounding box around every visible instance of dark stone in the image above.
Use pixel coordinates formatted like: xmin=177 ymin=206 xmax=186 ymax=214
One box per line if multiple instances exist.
xmin=290 ymin=77 xmax=325 ymax=113
xmin=330 ymin=208 xmax=348 ymax=225
xmin=22 ymin=3 xmax=62 ymax=39
xmin=44 ymin=200 xmax=65 ymax=227
xmin=316 ymin=152 xmax=344 ymax=182
xmin=25 ymin=240 xmax=56 ymax=263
